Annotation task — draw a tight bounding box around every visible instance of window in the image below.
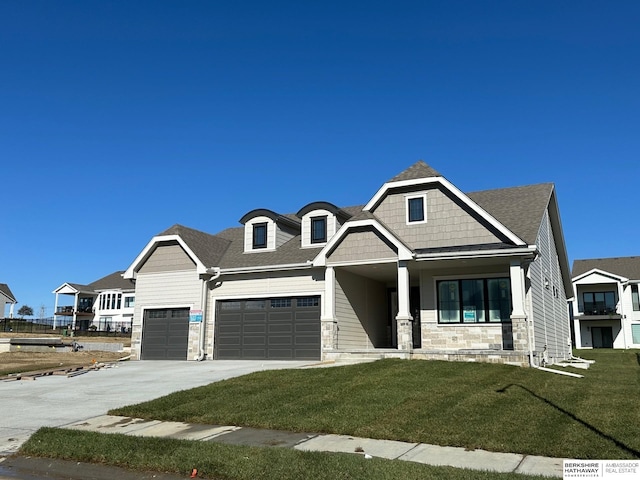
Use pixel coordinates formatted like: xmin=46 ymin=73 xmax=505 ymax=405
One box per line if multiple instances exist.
xmin=582 ymin=291 xmax=616 ymax=315
xmin=311 ymin=216 xmax=327 ymax=244
xmin=124 ymin=296 xmax=135 ymax=308
xmin=632 ymin=285 xmax=640 ymax=311
xmin=271 ymin=298 xmax=291 ymax=308
xmin=632 ymin=324 xmax=640 ymax=344
xmin=437 ymin=278 xmax=511 ymax=323
xmin=297 ymin=297 xmax=319 ymax=307
xmin=406 ymin=195 xmax=426 ymax=223
xmin=252 ymin=222 xmax=267 ymax=249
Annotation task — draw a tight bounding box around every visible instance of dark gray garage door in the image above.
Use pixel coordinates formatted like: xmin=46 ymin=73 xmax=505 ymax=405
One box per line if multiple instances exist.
xmin=215 ymin=296 xmax=320 ymax=360
xmin=141 ymin=308 xmax=189 ymax=360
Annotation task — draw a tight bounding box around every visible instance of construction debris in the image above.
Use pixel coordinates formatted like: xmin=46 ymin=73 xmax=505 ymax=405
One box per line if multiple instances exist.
xmin=1 ymin=362 xmax=117 ymax=382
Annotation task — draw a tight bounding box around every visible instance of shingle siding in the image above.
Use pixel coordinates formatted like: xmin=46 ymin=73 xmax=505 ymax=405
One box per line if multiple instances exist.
xmin=138 ymin=243 xmax=196 ymax=273
xmin=328 ymin=229 xmax=397 ymax=263
xmin=372 ymin=186 xmax=503 ymax=249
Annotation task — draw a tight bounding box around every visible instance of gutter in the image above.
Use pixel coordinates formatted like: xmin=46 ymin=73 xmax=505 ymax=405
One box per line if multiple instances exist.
xmin=196 ymin=267 xmax=221 ymax=361
xmin=219 ymin=262 xmax=313 ymax=275
xmin=415 ymin=246 xmax=537 ymax=262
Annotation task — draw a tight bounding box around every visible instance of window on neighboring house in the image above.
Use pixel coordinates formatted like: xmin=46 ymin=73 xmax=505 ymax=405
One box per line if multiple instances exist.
xmin=632 ymin=285 xmax=640 ymax=311
xmin=582 ymin=291 xmax=616 ymax=314
xmin=437 ymin=277 xmax=511 ymax=323
xmin=632 ymin=324 xmax=640 ymax=344
xmin=406 ymin=194 xmax=426 ymax=223
xmin=252 ymin=222 xmax=267 ymax=249
xmin=311 ymin=216 xmax=327 ymax=244
xmin=124 ymin=296 xmax=135 ymax=308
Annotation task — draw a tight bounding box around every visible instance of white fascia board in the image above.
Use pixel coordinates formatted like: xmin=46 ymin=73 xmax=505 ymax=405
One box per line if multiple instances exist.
xmin=364 ymin=177 xmax=442 ymax=211
xmin=326 ymin=257 xmax=398 ymax=268
xmin=572 ymin=268 xmax=628 ymax=284
xmin=52 ymin=283 xmax=80 ymax=294
xmin=364 ymin=177 xmax=526 ymax=247
xmin=415 ymin=245 xmax=537 ymax=262
xmin=313 ymin=219 xmax=414 ymax=267
xmin=219 ymin=262 xmax=313 ymax=275
xmin=123 ymin=234 xmax=208 ymax=279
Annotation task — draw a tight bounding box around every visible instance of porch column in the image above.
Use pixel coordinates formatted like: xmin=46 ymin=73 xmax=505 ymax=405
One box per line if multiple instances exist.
xmin=71 ymin=293 xmax=79 ymax=337
xmin=396 ymin=261 xmax=413 ymax=351
xmin=510 ymin=260 xmax=528 ymax=353
xmin=321 ymin=266 xmax=338 ymax=350
xmin=53 ymin=293 xmax=59 ymax=329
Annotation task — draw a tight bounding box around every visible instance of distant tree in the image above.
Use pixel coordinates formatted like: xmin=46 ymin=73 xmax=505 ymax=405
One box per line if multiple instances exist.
xmin=18 ymin=305 xmax=33 ymax=318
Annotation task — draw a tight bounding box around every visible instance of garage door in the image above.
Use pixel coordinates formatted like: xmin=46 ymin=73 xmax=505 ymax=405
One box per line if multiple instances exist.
xmin=215 ymin=296 xmax=320 ymax=360
xmin=141 ymin=308 xmax=189 ymax=360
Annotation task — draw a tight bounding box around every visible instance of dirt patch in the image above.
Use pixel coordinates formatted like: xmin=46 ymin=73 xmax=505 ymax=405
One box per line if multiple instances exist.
xmin=0 ymin=332 xmax=131 ymax=347
xmin=0 ymin=351 xmax=129 ymax=376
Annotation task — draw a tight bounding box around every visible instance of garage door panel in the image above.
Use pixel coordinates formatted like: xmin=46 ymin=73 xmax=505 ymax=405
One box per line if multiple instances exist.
xmin=141 ymin=308 xmax=189 ymax=360
xmin=216 ymin=297 xmax=320 ymax=360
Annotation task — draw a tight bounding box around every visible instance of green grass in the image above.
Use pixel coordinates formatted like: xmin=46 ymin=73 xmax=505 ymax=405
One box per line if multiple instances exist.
xmin=18 ymin=350 xmax=640 ymax=480
xmin=21 ymin=428 xmax=550 ymax=480
xmin=110 ymin=350 xmax=640 ymax=460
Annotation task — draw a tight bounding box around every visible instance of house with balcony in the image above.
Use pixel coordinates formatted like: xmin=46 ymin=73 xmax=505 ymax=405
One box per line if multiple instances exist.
xmin=123 ymin=161 xmax=573 ymax=366
xmin=571 ymin=257 xmax=640 ymax=349
xmin=52 ymin=271 xmax=135 ymax=333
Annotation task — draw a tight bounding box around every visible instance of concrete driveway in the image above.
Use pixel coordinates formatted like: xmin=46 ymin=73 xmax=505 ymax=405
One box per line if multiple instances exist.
xmin=0 ymin=360 xmax=310 ymax=455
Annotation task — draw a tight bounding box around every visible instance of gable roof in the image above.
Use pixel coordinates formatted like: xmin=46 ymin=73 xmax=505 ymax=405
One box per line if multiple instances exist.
xmin=572 ymin=257 xmax=640 ymax=281
xmin=0 ymin=283 xmax=16 ymax=303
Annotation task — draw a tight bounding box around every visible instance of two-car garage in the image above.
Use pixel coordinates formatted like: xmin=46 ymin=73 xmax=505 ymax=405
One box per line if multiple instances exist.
xmin=215 ymin=296 xmax=321 ymax=361
xmin=140 ymin=296 xmax=321 ymax=361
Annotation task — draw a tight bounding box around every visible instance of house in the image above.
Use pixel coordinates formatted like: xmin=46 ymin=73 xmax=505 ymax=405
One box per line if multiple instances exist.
xmin=52 ymin=271 xmax=135 ymax=333
xmin=124 ymin=161 xmax=572 ymax=366
xmin=571 ymin=257 xmax=640 ymax=349
xmin=1 ymin=283 xmax=17 ymax=318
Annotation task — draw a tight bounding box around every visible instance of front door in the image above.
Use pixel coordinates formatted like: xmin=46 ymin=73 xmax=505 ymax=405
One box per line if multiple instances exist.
xmin=592 ymin=326 xmax=614 ymax=348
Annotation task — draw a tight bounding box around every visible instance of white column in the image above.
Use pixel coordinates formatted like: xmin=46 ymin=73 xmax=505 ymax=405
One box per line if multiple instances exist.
xmin=53 ymin=293 xmax=59 ymax=329
xmin=396 ymin=261 xmax=413 ymax=351
xmin=321 ymin=266 xmax=337 ymax=350
xmin=71 ymin=293 xmax=79 ymax=337
xmin=510 ymin=260 xmax=527 ymax=318
xmin=617 ymin=282 xmax=628 ymax=349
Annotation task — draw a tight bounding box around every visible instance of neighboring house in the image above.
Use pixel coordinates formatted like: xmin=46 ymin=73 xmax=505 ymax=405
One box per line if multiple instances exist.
xmin=124 ymin=161 xmax=572 ymax=366
xmin=1 ymin=283 xmax=17 ymax=318
xmin=52 ymin=271 xmax=135 ymax=332
xmin=571 ymin=257 xmax=640 ymax=349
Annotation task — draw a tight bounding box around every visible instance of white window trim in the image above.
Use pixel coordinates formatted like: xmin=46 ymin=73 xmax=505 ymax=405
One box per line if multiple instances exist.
xmin=406 ymin=192 xmax=428 ymax=225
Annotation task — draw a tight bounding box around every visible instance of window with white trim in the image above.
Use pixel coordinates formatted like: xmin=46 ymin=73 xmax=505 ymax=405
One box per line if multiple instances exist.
xmin=253 ymin=223 xmax=268 ymax=249
xmin=311 ymin=216 xmax=327 ymax=244
xmin=437 ymin=277 xmax=512 ymax=323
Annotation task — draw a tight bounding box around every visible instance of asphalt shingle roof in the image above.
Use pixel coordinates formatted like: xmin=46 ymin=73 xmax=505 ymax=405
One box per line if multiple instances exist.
xmin=158 ymin=224 xmax=231 ymax=268
xmin=572 ymin=257 xmax=640 ymax=281
xmin=389 ymin=160 xmax=442 ymax=182
xmin=146 ymin=165 xmax=558 ymax=271
xmin=468 ymin=183 xmax=554 ymax=245
xmin=87 ymin=271 xmax=135 ymax=291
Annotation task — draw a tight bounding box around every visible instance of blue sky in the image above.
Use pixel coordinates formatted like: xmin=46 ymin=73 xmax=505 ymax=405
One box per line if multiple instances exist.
xmin=2 ymin=1 xmax=639 ymax=316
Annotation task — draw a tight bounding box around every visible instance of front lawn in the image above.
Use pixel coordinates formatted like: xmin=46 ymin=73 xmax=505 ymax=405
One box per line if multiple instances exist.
xmin=110 ymin=350 xmax=640 ymax=460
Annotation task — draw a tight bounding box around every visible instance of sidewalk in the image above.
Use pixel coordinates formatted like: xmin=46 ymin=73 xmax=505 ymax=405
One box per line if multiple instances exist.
xmin=53 ymin=414 xmax=562 ymax=477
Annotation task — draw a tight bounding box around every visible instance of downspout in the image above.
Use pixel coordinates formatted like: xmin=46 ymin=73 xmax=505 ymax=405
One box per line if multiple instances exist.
xmin=523 ymin=257 xmax=583 ymax=378
xmin=197 ymin=267 xmax=221 ymax=361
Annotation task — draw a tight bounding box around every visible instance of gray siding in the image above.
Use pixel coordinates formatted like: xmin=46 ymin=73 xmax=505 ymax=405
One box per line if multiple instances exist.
xmin=328 ymin=229 xmax=397 ymax=264
xmin=372 ymin=186 xmax=502 ymax=249
xmin=528 ymin=209 xmax=571 ymax=363
xmin=131 ymin=270 xmax=203 ymax=360
xmin=335 ymin=269 xmax=387 ymax=349
xmin=139 ymin=242 xmax=196 ymax=273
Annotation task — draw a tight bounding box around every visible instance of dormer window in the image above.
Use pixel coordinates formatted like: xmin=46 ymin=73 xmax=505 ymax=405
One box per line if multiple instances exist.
xmin=311 ymin=216 xmax=327 ymax=244
xmin=406 ymin=193 xmax=427 ymax=224
xmin=253 ymin=222 xmax=268 ymax=249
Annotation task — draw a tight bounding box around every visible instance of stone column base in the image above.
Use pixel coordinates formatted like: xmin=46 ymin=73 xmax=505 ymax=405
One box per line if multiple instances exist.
xmin=396 ymin=316 xmax=413 ymax=351
xmin=321 ymin=318 xmax=338 ymax=350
